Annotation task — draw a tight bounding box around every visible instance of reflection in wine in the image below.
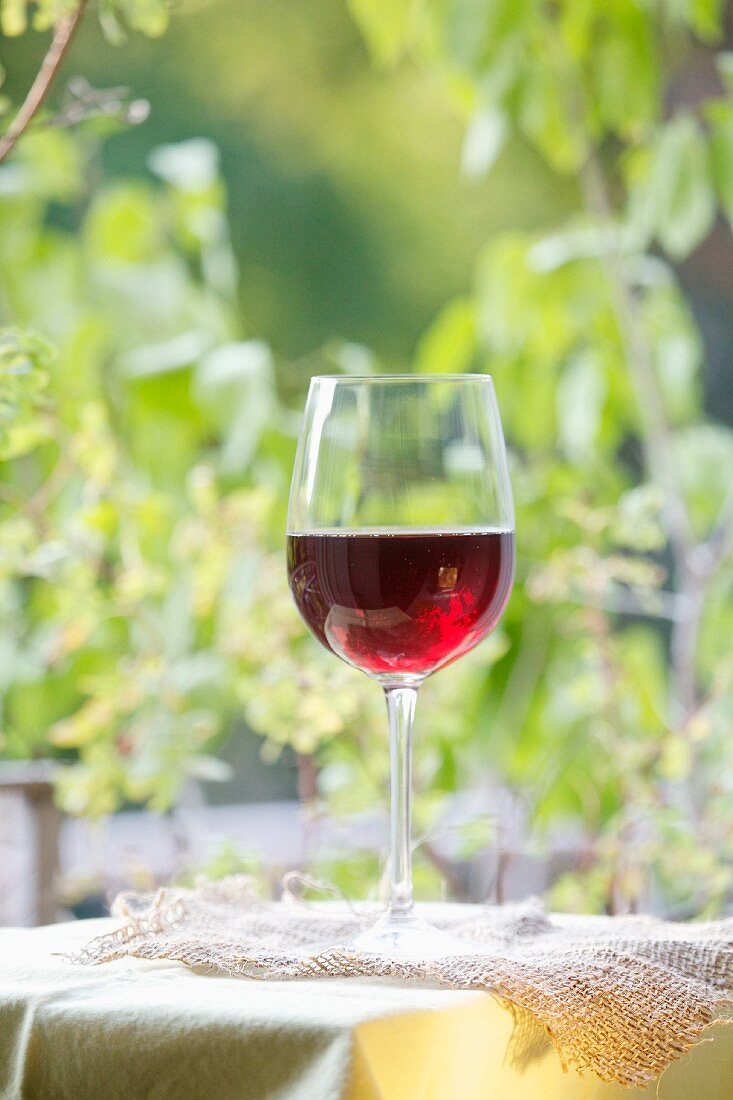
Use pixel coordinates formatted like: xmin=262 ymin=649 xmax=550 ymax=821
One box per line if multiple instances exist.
xmin=287 ymin=529 xmax=514 ymax=680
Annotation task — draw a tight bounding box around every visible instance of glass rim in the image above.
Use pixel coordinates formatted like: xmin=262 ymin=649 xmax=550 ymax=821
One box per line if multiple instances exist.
xmin=309 ymin=373 xmax=494 ymax=384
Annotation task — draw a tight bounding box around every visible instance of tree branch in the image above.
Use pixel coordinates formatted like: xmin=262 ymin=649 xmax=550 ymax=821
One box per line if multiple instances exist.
xmin=578 ymin=145 xmax=695 ymax=567
xmin=543 ymin=27 xmax=695 ymax=565
xmin=0 ymin=0 xmax=89 ymax=166
xmin=577 ymin=141 xmax=704 ymax=722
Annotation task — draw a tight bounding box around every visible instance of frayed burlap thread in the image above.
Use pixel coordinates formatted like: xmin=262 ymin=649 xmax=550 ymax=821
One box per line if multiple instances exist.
xmin=75 ymin=876 xmax=733 ymax=1088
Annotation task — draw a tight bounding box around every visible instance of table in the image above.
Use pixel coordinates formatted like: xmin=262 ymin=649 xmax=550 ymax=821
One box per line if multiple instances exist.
xmin=1 ymin=918 xmax=732 ymax=1099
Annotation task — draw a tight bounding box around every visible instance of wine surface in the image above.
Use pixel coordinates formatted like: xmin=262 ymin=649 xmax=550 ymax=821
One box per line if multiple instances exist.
xmin=287 ymin=529 xmax=514 ymax=678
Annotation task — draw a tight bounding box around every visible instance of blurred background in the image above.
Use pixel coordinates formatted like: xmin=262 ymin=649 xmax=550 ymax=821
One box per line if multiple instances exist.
xmin=1 ymin=0 xmax=732 ymax=925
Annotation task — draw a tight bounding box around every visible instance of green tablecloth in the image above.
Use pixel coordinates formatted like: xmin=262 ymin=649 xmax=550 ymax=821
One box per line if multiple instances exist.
xmin=1 ymin=917 xmax=732 ymax=1099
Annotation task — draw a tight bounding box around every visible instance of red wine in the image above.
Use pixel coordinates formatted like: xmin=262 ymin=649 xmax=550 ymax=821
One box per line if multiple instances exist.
xmin=287 ymin=529 xmax=514 ymax=679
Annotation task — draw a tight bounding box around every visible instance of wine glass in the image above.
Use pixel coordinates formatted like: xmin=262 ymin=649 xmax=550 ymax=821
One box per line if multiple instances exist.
xmin=286 ymin=375 xmax=514 ymax=957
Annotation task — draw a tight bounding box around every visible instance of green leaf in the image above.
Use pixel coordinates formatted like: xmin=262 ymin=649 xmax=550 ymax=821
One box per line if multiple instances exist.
xmin=662 ymin=118 xmax=716 ymax=256
xmin=121 ymin=331 xmax=213 ymax=378
xmin=193 ymin=341 xmax=274 ymax=473
xmin=84 ymin=183 xmax=163 ymax=263
xmin=0 ymin=327 xmax=54 ymax=457
xmin=414 ymin=298 xmax=476 ymax=374
xmin=31 ymin=0 xmax=78 ymax=31
xmin=629 ymin=115 xmax=708 ymax=259
xmin=346 ymin=0 xmax=413 ymax=65
xmin=14 ymin=129 xmax=84 ymax=202
xmin=698 ymin=572 xmax=733 ymax=678
xmin=326 ymin=342 xmax=377 ymax=376
xmin=644 ymin=280 xmax=702 ymax=423
xmin=185 ymin=754 xmax=233 ymax=782
xmin=527 ymin=225 xmax=624 ymax=272
xmin=556 ymin=350 xmax=607 ymax=461
xmin=612 ymin=486 xmax=666 ymax=552
xmin=616 ymin=625 xmax=668 ymax=733
xmin=673 ymin=424 xmax=733 ymax=536
xmin=673 ymin=0 xmax=724 ymax=41
xmin=98 ymin=2 xmax=127 ymax=45
xmin=593 ymin=16 xmax=660 ymax=138
xmin=437 ymin=0 xmax=527 ymax=75
xmin=148 ymin=139 xmax=220 ymax=192
xmin=113 ymin=0 xmax=168 ymax=37
xmin=518 ymin=62 xmax=586 ymax=174
xmin=461 ymin=106 xmax=507 ymax=178
xmin=1 ymin=0 xmax=27 ymax=34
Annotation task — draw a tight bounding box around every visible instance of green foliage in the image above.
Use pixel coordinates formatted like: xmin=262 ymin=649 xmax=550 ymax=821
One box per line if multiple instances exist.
xmin=0 ymin=0 xmax=168 ymax=38
xmin=629 ymin=115 xmax=716 ymax=259
xmin=0 ymin=329 xmax=53 ymax=458
xmin=347 ymin=0 xmax=414 ymax=65
xmin=2 ymin=0 xmax=733 ymax=917
xmin=0 ymin=129 xmax=255 ymax=815
xmin=174 ymin=841 xmax=264 ymax=889
xmin=0 ymin=129 xmax=502 ymax=865
xmin=345 ymin=0 xmax=733 ymax=916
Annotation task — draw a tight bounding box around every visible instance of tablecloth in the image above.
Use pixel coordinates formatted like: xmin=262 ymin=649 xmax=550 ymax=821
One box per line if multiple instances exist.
xmin=1 ymin=916 xmax=732 ymax=1099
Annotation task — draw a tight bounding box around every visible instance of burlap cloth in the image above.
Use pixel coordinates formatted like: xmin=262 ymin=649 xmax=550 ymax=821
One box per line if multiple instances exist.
xmin=75 ymin=876 xmax=733 ymax=1088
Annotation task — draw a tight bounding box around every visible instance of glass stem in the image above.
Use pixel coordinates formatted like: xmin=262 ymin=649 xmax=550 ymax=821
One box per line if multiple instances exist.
xmin=383 ymin=685 xmax=418 ymax=918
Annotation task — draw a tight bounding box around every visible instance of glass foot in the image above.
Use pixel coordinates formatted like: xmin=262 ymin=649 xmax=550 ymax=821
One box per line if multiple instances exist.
xmin=350 ymin=910 xmax=477 ymax=959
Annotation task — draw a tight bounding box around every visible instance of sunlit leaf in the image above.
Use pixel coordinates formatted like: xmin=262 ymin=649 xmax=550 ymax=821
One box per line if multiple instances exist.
xmin=414 ymin=298 xmax=475 ymax=375
xmin=633 ymin=116 xmax=716 ymax=260
xmin=194 ymin=341 xmax=274 ymax=473
xmin=461 ymin=107 xmax=507 ymax=179
xmin=148 ymin=139 xmax=220 ymax=192
xmin=121 ymin=331 xmax=212 ymax=378
xmin=670 ymin=0 xmax=724 ymax=41
xmin=0 ymin=0 xmax=27 ymax=35
xmin=592 ymin=13 xmax=660 ymax=137
xmin=556 ymin=350 xmax=607 ymax=461
xmin=346 ymin=0 xmax=413 ymax=65
xmin=112 ymin=0 xmax=168 ymax=37
xmin=673 ymin=424 xmax=733 ymax=536
xmin=84 ymin=182 xmax=163 ymax=262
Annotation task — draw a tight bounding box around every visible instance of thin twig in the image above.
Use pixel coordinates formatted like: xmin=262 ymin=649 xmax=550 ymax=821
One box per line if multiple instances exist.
xmin=295 ymin=752 xmax=318 ymax=804
xmin=0 ymin=0 xmax=90 ymax=166
xmin=576 ymin=141 xmax=705 ymax=725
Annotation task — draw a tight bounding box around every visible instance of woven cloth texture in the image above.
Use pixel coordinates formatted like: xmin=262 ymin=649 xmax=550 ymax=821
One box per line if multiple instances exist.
xmin=76 ymin=876 xmax=733 ymax=1088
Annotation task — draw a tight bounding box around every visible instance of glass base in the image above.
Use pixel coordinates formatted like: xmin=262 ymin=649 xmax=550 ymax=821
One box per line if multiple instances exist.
xmin=350 ymin=909 xmax=477 ymax=960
